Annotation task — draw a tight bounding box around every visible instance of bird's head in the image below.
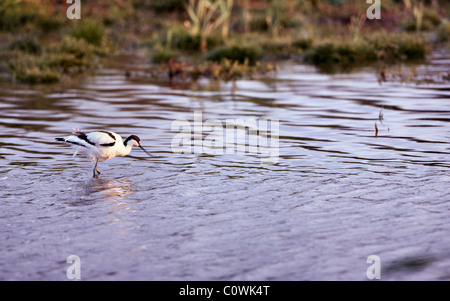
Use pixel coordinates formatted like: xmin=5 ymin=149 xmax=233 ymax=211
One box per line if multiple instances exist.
xmin=124 ymin=135 xmax=141 ymax=147
xmin=124 ymin=135 xmax=155 ymax=157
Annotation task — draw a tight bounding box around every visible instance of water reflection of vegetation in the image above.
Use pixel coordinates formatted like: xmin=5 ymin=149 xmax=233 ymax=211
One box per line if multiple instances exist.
xmin=0 ymin=0 xmax=449 ymax=84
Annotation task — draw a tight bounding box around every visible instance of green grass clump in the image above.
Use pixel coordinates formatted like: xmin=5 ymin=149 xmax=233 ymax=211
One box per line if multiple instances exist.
xmin=206 ymin=44 xmax=263 ymax=65
xmin=210 ymin=59 xmax=276 ymax=81
xmin=306 ymin=34 xmax=427 ymax=71
xmin=38 ymin=16 xmax=65 ymax=33
xmin=8 ymin=54 xmax=59 ymax=84
xmin=152 ymin=46 xmax=179 ymax=64
xmin=70 ymin=19 xmax=106 ymax=46
xmin=369 ymin=34 xmax=427 ymax=62
xmin=292 ymin=38 xmax=313 ymax=51
xmin=162 ymin=27 xmax=223 ymax=52
xmin=145 ymin=0 xmax=188 ymax=12
xmin=8 ymin=37 xmax=42 ymax=55
xmin=58 ymin=36 xmax=95 ymax=59
xmin=306 ymin=41 xmax=375 ymax=69
xmin=0 ymin=0 xmax=42 ymax=31
xmin=438 ymin=21 xmax=450 ymax=42
xmin=5 ymin=36 xmax=100 ymax=84
xmin=16 ymin=67 xmax=60 ymax=84
xmin=51 ymin=36 xmax=96 ymax=69
xmin=404 ymin=8 xmax=442 ymax=32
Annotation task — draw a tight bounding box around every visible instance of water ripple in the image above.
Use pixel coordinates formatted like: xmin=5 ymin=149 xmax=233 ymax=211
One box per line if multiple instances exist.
xmin=1 ymin=52 xmax=450 ymax=280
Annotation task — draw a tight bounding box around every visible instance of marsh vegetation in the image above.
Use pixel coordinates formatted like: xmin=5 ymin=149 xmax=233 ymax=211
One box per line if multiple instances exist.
xmin=0 ymin=0 xmax=448 ymax=84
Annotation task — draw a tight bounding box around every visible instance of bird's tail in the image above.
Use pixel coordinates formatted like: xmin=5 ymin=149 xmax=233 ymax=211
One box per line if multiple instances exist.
xmin=55 ymin=137 xmax=81 ymax=157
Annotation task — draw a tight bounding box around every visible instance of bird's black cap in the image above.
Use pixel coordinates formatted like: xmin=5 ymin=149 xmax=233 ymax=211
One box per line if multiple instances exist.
xmin=124 ymin=135 xmax=140 ymax=146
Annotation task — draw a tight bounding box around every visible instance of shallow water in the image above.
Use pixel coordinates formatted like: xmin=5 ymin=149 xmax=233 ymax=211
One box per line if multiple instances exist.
xmin=1 ymin=52 xmax=450 ymax=280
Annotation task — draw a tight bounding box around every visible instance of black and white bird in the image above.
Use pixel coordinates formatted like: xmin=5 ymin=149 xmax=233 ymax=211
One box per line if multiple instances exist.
xmin=56 ymin=129 xmax=154 ymax=178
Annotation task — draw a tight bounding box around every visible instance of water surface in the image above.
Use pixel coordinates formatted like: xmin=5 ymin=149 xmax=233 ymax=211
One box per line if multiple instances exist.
xmin=1 ymin=52 xmax=450 ymax=280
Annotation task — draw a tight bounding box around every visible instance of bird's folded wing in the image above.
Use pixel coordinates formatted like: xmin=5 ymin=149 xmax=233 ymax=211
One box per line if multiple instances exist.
xmin=86 ymin=131 xmax=116 ymax=146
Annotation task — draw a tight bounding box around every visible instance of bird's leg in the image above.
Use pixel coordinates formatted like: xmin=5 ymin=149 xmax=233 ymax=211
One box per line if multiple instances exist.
xmin=93 ymin=158 xmax=100 ymax=178
xmin=95 ymin=161 xmax=101 ymax=174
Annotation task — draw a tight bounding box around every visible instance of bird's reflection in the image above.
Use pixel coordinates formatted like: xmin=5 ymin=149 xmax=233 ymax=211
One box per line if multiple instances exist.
xmin=66 ymin=177 xmax=147 ymax=252
xmin=86 ymin=177 xmax=134 ymax=200
xmin=82 ymin=177 xmax=139 ymax=221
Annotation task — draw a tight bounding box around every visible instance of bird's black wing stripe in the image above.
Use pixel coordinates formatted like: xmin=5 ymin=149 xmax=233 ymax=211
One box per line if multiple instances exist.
xmin=100 ymin=142 xmax=115 ymax=147
xmin=99 ymin=131 xmax=116 ymax=141
xmin=77 ymin=133 xmax=96 ymax=146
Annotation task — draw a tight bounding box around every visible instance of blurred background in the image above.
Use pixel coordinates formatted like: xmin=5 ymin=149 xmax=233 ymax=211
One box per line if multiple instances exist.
xmin=0 ymin=0 xmax=449 ymax=83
